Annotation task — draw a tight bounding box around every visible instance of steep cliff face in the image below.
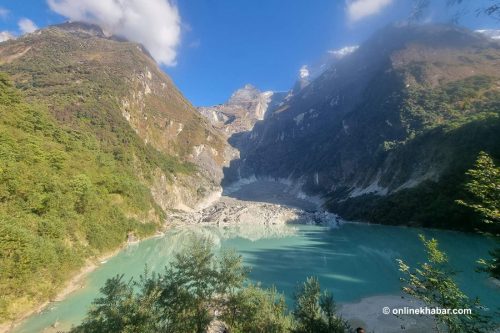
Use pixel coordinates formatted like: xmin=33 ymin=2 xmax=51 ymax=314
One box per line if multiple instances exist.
xmin=0 ymin=22 xmax=226 ymax=209
xmin=198 ymin=84 xmax=286 ymax=136
xmin=226 ymin=25 xmax=500 ymax=228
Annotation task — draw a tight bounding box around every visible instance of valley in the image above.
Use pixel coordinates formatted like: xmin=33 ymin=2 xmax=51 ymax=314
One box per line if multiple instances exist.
xmin=0 ymin=13 xmax=498 ymax=333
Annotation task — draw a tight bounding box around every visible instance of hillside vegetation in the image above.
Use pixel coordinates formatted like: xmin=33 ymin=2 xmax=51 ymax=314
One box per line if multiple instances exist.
xmin=0 ymin=73 xmax=194 ymax=321
xmin=0 ymin=22 xmax=229 ymax=323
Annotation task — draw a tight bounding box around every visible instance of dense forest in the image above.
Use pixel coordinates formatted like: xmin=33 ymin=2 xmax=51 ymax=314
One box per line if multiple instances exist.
xmin=0 ymin=73 xmax=193 ymax=321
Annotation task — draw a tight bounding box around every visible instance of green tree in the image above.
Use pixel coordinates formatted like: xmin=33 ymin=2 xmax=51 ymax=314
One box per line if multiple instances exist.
xmin=72 ymin=275 xmax=156 ymax=333
xmin=70 ymin=174 xmax=94 ymax=214
xmin=224 ymin=284 xmax=293 ymax=333
xmin=397 ymin=235 xmax=490 ymax=333
xmin=319 ymin=291 xmax=348 ymax=333
xmin=457 ymin=152 xmax=500 ymax=225
xmin=457 ymin=151 xmax=499 ymax=278
xmin=72 ymin=238 xmax=352 ymax=333
xmin=293 ymin=277 xmax=350 ymax=333
xmin=72 ymin=237 xmax=256 ymax=333
xmin=168 ymin=237 xmax=248 ymax=333
xmin=293 ymin=277 xmax=323 ymax=333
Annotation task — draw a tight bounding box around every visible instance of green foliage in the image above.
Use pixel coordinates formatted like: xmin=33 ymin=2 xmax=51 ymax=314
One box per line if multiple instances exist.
xmin=402 ymin=75 xmax=498 ymax=133
xmin=169 ymin=237 xmax=248 ymax=333
xmin=293 ymin=277 xmax=322 ymax=333
xmin=476 ymin=247 xmax=500 ymax=280
xmin=457 ymin=152 xmax=500 ymax=278
xmin=398 ymin=235 xmax=491 ymax=333
xmin=0 ymin=27 xmax=220 ymax=175
xmin=71 ymin=275 xmax=154 ymax=333
xmin=457 ymin=152 xmax=500 ymax=225
xmin=0 ymin=73 xmax=20 ymax=106
xmin=0 ymin=74 xmax=190 ymax=322
xmin=224 ymin=284 xmax=293 ymax=333
xmin=74 ymin=237 xmax=249 ymax=333
xmin=293 ymin=277 xmax=350 ymax=333
xmin=316 ymin=72 xmax=500 ymax=231
xmin=72 ymin=238 xmax=350 ymax=333
xmin=0 ymin=24 xmax=222 ymax=323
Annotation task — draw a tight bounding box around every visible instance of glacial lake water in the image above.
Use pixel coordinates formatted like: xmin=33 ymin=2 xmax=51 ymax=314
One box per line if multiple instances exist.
xmin=14 ymin=222 xmax=499 ymax=333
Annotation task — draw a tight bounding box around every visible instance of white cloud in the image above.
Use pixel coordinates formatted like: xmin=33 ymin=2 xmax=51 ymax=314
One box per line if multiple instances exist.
xmin=346 ymin=0 xmax=393 ymax=22
xmin=327 ymin=45 xmax=359 ymax=59
xmin=18 ymin=18 xmax=39 ymax=34
xmin=476 ymin=29 xmax=500 ymax=40
xmin=299 ymin=65 xmax=310 ymax=79
xmin=47 ymin=0 xmax=181 ymax=66
xmin=0 ymin=31 xmax=14 ymax=42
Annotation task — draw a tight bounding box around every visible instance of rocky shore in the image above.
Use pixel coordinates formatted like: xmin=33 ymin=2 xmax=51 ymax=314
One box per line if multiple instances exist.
xmin=167 ymin=195 xmax=341 ymax=228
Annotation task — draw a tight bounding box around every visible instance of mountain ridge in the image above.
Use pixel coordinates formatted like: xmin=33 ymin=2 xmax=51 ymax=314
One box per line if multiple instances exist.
xmin=223 ymin=24 xmax=500 ymax=229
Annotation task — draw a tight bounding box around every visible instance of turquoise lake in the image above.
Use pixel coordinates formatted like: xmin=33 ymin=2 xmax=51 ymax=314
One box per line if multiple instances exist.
xmin=14 ymin=222 xmax=498 ymax=332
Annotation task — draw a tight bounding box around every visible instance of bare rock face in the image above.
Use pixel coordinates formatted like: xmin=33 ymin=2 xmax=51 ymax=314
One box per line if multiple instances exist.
xmin=198 ymin=84 xmax=286 ymax=136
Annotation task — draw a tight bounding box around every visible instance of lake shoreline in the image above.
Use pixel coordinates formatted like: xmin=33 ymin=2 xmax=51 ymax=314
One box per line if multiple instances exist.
xmin=4 ymin=194 xmax=323 ymax=333
xmin=1 ymin=230 xmax=166 ymax=333
xmin=7 ymin=188 xmax=497 ymax=333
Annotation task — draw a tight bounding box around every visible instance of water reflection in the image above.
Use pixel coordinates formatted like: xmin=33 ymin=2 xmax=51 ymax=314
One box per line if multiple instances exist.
xmin=13 ymin=222 xmax=498 ymax=333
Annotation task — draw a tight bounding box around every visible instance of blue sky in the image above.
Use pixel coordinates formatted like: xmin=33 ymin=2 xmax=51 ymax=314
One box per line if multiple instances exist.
xmin=0 ymin=0 xmax=498 ymax=106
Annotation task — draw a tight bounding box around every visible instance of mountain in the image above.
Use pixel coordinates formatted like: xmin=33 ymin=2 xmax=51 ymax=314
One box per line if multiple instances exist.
xmin=198 ymin=84 xmax=286 ymax=136
xmin=0 ymin=22 xmax=227 ymax=199
xmin=0 ymin=22 xmax=225 ymax=324
xmin=225 ymin=25 xmax=500 ymax=230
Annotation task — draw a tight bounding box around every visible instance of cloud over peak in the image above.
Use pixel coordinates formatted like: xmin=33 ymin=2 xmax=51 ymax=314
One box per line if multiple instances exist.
xmin=328 ymin=45 xmax=359 ymax=59
xmin=47 ymin=0 xmax=181 ymax=66
xmin=346 ymin=0 xmax=393 ymax=22
xmin=18 ymin=18 xmax=39 ymax=34
xmin=0 ymin=31 xmax=14 ymax=42
xmin=299 ymin=65 xmax=310 ymax=79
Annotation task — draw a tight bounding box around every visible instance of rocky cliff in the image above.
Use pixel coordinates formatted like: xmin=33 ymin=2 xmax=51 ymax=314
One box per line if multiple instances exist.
xmin=225 ymin=25 xmax=500 ymax=229
xmin=198 ymin=84 xmax=286 ymax=136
